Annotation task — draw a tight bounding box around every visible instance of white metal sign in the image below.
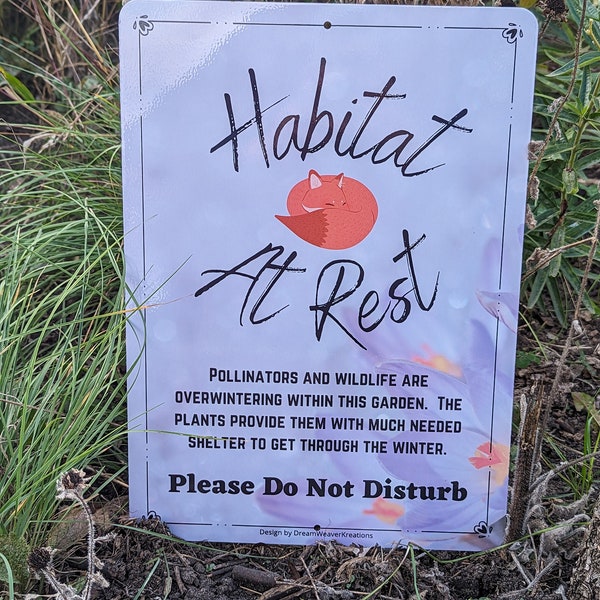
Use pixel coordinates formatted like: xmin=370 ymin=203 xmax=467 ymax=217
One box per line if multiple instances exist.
xmin=120 ymin=0 xmax=537 ymax=550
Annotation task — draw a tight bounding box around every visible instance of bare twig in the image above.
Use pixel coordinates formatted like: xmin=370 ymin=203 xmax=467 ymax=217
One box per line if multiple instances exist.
xmin=232 ymin=565 xmax=278 ymax=591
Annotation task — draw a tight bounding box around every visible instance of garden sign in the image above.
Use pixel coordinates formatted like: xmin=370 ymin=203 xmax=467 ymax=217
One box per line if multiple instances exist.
xmin=120 ymin=0 xmax=538 ymax=550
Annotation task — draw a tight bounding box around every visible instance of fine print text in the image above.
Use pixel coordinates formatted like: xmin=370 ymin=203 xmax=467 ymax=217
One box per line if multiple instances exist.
xmin=169 ymin=364 xmax=467 ymax=501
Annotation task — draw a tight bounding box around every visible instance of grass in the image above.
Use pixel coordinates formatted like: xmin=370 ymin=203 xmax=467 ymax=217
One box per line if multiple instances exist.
xmin=0 ymin=554 xmax=14 ymax=600
xmin=0 ymin=0 xmax=599 ymax=596
xmin=0 ymin=0 xmax=127 ymax=587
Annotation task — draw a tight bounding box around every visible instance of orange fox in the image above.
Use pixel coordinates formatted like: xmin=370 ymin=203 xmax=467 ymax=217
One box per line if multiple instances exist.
xmin=276 ymin=170 xmax=378 ymax=250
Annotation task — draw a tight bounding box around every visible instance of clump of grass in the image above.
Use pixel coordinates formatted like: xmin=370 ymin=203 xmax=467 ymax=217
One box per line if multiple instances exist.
xmin=0 ymin=0 xmax=128 ymax=586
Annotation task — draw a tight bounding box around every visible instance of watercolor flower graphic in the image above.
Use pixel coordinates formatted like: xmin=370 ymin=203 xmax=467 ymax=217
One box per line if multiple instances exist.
xmin=254 ymin=225 xmax=522 ymax=550
xmin=469 ymin=443 xmax=510 ymax=487
xmin=363 ymin=498 xmax=405 ymax=524
xmin=411 ymin=344 xmax=463 ymax=378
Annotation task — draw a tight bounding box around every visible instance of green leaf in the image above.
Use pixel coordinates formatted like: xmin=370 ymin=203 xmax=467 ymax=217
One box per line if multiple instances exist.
xmin=515 ymin=350 xmax=542 ymax=369
xmin=578 ymin=66 xmax=591 ymax=106
xmin=0 ymin=67 xmax=34 ymax=102
xmin=578 ymin=149 xmax=600 ymax=170
xmin=548 ymin=252 xmax=562 ymax=278
xmin=548 ymin=52 xmax=600 ymax=77
xmin=548 ymin=223 xmax=565 ymax=279
xmin=572 ymin=392 xmax=600 ymax=428
xmin=527 ymin=268 xmax=549 ymax=310
xmin=561 ymin=167 xmax=579 ymax=196
xmin=547 ymin=277 xmax=567 ymax=327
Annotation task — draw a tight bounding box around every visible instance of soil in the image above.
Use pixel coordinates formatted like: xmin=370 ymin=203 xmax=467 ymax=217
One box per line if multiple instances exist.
xmin=35 ymin=309 xmax=599 ymax=600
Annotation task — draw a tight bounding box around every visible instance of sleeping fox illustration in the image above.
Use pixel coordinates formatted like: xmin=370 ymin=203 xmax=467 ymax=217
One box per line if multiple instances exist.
xmin=275 ymin=170 xmax=378 ymax=250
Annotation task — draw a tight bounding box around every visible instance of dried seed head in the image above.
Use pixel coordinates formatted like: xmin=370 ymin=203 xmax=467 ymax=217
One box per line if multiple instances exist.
xmin=28 ymin=547 xmax=53 ymax=572
xmin=91 ymin=571 xmax=110 ymax=589
xmin=525 ymin=203 xmax=537 ymax=229
xmin=528 ymin=140 xmax=545 ymax=161
xmin=528 ymin=175 xmax=540 ymax=204
xmin=56 ymin=468 xmax=89 ymax=499
xmin=526 ymin=247 xmax=550 ymax=268
xmin=552 ymin=120 xmax=564 ymax=140
xmin=540 ymin=0 xmax=568 ymax=20
xmin=547 ymin=96 xmax=564 ymax=114
xmin=60 ymin=469 xmax=86 ymax=490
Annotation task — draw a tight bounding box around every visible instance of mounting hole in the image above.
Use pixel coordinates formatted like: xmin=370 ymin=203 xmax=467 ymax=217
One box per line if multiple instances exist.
xmin=314 ymin=524 xmax=321 ymax=531
xmin=323 ymin=21 xmax=332 ymax=29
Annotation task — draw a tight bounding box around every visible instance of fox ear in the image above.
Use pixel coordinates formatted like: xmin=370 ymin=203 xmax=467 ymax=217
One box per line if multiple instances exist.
xmin=308 ymin=170 xmax=322 ymax=189
xmin=335 ymin=173 xmax=344 ymax=188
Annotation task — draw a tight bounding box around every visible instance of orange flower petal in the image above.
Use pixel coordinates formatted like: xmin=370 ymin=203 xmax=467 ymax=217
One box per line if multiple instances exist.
xmin=412 ymin=345 xmax=462 ymax=378
xmin=363 ymin=498 xmax=405 ymax=524
xmin=468 ymin=443 xmax=510 ymax=486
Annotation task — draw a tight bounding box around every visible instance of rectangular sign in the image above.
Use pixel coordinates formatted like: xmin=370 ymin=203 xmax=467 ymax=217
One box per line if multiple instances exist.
xmin=120 ymin=0 xmax=537 ymax=550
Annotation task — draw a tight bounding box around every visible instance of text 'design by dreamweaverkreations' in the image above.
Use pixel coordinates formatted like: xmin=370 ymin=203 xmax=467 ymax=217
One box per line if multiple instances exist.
xmin=119 ymin=0 xmax=537 ymax=550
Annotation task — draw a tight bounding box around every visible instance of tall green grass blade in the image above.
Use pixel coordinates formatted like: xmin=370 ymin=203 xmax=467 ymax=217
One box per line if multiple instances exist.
xmin=0 ymin=66 xmax=34 ymax=102
xmin=0 ymin=553 xmax=15 ymax=600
